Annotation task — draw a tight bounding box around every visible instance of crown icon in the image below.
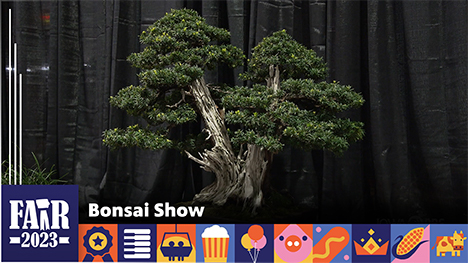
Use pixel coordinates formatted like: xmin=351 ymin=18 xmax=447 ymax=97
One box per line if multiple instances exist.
xmin=354 ymin=229 xmax=389 ymax=255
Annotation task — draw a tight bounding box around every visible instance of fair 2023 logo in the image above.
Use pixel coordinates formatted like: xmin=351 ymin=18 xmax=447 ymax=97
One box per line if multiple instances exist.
xmin=2 ymin=185 xmax=79 ymax=262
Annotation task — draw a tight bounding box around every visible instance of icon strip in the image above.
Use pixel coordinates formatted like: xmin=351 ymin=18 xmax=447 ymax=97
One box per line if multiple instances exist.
xmin=3 ymin=222 xmax=468 ymax=262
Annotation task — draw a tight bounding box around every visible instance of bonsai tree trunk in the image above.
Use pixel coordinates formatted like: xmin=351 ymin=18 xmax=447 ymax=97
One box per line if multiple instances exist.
xmin=185 ymin=77 xmax=240 ymax=205
xmin=186 ymin=66 xmax=280 ymax=210
xmin=235 ymin=144 xmax=273 ymax=209
xmin=189 ymin=142 xmax=272 ymax=210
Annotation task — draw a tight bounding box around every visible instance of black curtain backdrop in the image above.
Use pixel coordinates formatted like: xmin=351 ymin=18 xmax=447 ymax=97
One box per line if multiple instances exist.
xmin=2 ymin=0 xmax=466 ymax=223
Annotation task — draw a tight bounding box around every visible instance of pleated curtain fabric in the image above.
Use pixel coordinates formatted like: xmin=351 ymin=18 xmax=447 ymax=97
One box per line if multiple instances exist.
xmin=5 ymin=0 xmax=466 ymax=223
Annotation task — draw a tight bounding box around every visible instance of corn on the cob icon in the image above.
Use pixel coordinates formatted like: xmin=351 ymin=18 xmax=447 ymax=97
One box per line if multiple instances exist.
xmin=392 ymin=227 xmax=428 ymax=259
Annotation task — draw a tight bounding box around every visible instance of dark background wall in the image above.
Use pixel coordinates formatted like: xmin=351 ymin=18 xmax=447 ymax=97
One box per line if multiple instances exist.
xmin=2 ymin=0 xmax=466 ymax=223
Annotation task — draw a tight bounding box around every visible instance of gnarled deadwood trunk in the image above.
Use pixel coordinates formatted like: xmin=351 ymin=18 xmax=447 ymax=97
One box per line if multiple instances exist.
xmin=233 ymin=144 xmax=272 ymax=209
xmin=185 ymin=78 xmax=272 ymax=210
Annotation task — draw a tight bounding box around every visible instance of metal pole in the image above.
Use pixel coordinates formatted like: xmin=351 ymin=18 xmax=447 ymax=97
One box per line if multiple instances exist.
xmin=8 ymin=9 xmax=12 ymax=184
xmin=19 ymin=74 xmax=22 ymax=185
xmin=14 ymin=43 xmax=17 ymax=185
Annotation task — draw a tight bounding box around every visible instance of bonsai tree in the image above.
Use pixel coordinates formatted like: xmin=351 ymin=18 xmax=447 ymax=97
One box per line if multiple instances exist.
xmin=103 ymin=9 xmax=364 ymax=211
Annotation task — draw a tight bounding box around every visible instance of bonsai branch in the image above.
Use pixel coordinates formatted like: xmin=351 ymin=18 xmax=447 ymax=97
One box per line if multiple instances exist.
xmin=166 ymin=89 xmax=186 ymax=108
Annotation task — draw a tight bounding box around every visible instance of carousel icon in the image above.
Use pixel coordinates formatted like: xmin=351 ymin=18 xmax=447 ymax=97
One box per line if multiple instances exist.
xmin=83 ymin=226 xmax=114 ymax=262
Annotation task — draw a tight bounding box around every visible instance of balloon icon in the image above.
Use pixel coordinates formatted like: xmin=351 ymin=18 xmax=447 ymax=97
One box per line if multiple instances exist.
xmin=248 ymin=225 xmax=264 ymax=241
xmin=241 ymin=233 xmax=254 ymax=251
xmin=243 ymin=225 xmax=268 ymax=263
xmin=251 ymin=235 xmax=267 ymax=251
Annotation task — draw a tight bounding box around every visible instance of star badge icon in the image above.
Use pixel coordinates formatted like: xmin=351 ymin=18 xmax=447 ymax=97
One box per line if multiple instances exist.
xmin=93 ymin=235 xmax=104 ymax=246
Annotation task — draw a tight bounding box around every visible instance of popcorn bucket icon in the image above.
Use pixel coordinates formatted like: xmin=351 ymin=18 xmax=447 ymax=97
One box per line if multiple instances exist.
xmin=202 ymin=226 xmax=230 ymax=262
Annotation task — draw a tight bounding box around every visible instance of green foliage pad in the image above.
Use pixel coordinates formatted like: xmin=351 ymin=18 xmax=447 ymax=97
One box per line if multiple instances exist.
xmin=103 ymin=9 xmax=244 ymax=153
xmin=225 ymin=30 xmax=364 ymax=154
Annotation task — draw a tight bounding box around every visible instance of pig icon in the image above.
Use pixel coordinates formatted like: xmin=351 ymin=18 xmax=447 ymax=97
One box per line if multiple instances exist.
xmin=275 ymin=225 xmax=313 ymax=262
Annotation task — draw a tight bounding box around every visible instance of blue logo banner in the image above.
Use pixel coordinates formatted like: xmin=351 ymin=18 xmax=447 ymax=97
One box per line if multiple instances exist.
xmin=2 ymin=185 xmax=79 ymax=262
